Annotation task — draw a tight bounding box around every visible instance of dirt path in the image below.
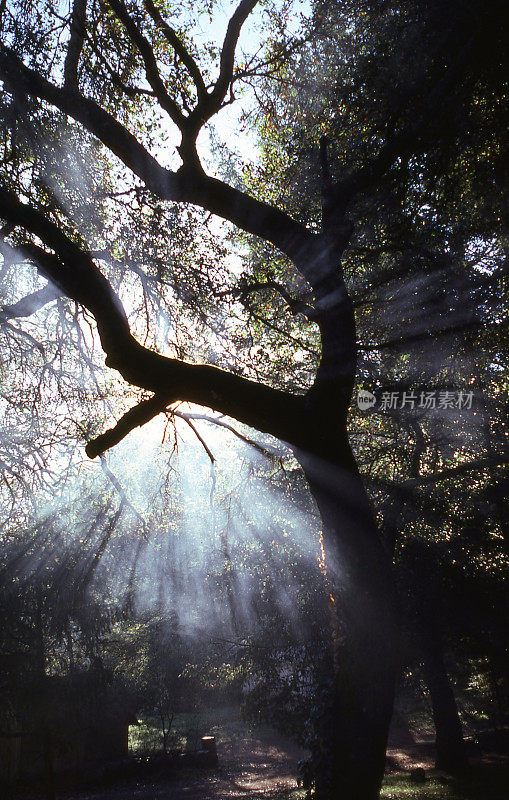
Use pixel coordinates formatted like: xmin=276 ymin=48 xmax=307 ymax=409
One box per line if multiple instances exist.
xmin=386 ymin=722 xmax=436 ymax=773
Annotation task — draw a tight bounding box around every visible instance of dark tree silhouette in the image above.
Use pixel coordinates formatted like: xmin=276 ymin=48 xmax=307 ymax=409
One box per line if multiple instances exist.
xmin=0 ymin=1 xmax=506 ymax=797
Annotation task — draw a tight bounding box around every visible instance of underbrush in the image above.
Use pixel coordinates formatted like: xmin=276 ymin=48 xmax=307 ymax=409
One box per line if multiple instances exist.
xmin=129 ymin=704 xmax=254 ymax=754
xmin=382 ymin=765 xmax=508 ymax=800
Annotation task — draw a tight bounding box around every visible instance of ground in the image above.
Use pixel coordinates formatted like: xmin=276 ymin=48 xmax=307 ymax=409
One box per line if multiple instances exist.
xmin=12 ymin=707 xmax=509 ymax=800
xmin=64 ymin=730 xmax=304 ymax=800
xmin=42 ymin=739 xmax=509 ymax=800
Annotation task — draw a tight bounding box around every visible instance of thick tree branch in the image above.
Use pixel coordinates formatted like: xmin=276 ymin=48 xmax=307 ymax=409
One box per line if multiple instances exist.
xmin=63 ymin=0 xmax=87 ymax=91
xmin=86 ymin=395 xmax=169 ymax=457
xmin=194 ymin=0 xmax=258 ymax=125
xmin=0 ymin=185 xmax=309 ymax=453
xmin=0 ymin=186 xmax=133 ymax=352
xmin=0 ymin=46 xmax=172 ymax=191
xmin=0 ymin=282 xmax=61 ymax=320
xmin=0 ymin=45 xmax=313 ymax=266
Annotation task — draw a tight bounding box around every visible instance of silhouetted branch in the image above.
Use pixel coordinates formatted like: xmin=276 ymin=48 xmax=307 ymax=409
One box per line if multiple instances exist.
xmin=172 ymin=410 xmax=280 ymax=460
xmin=178 ymin=415 xmax=215 ymax=463
xmin=238 ymin=278 xmax=317 ymax=320
xmin=63 ymin=0 xmax=87 ymax=90
xmin=106 ymin=0 xmax=186 ymax=129
xmin=0 ymin=184 xmax=310 ymax=452
xmin=195 ymin=0 xmax=258 ymax=124
xmin=143 ymin=0 xmax=206 ymax=100
xmin=86 ymin=395 xmax=170 ymax=458
xmin=0 ymin=44 xmax=314 ymax=266
xmin=0 ymin=283 xmax=61 ymax=320
xmin=100 ymin=455 xmax=149 ymax=539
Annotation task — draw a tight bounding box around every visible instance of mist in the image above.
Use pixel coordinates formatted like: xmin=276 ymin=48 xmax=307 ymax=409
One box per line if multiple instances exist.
xmin=0 ymin=415 xmax=328 ymax=644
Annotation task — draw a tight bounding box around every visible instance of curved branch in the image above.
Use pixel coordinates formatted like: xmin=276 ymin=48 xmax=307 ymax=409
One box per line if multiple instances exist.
xmin=64 ymin=0 xmax=87 ymax=91
xmin=0 ymin=45 xmax=313 ymax=266
xmin=143 ymin=0 xmax=206 ymax=101
xmin=0 ymin=45 xmax=171 ymax=192
xmin=195 ymin=0 xmax=258 ymax=124
xmin=0 ymin=282 xmax=61 ymax=320
xmin=172 ymin=410 xmax=281 ymax=460
xmin=106 ymin=0 xmax=185 ymax=129
xmin=0 ymin=186 xmax=309 ymax=454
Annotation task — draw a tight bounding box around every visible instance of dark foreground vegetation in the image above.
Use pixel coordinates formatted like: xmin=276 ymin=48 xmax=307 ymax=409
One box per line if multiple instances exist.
xmin=0 ymin=0 xmax=507 ymax=798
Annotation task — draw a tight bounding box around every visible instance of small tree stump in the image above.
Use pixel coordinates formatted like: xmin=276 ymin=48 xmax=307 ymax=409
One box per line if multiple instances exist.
xmin=200 ymin=736 xmax=218 ymax=766
xmin=409 ymin=767 xmax=426 ymax=783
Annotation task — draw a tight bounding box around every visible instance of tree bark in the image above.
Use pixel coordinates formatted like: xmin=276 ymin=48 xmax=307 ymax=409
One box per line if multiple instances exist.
xmin=297 ymin=442 xmax=398 ymax=800
xmin=289 ymin=237 xmax=398 ymax=798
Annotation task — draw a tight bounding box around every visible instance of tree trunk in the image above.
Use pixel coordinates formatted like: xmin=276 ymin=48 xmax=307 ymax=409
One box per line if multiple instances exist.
xmin=402 ymin=538 xmax=468 ymax=774
xmin=35 ymin=598 xmax=56 ymax=800
xmin=297 ymin=444 xmax=399 ymax=800
xmin=419 ymin=622 xmax=468 ymax=771
xmin=380 ymin=482 xmax=468 ymax=775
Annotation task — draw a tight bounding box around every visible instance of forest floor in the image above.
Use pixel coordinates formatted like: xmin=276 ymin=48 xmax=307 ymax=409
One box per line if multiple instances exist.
xmin=12 ymin=708 xmax=509 ymax=800
xmin=16 ymin=732 xmax=509 ymax=800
